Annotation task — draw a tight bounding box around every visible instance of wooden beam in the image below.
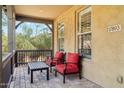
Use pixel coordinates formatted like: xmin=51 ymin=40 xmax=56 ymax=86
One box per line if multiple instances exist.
xmin=16 ymin=14 xmax=53 ymax=24
xmin=0 ymin=5 xmax=3 ymax=88
xmin=15 ymin=21 xmax=24 ymax=29
xmin=45 ymin=23 xmax=52 ymax=32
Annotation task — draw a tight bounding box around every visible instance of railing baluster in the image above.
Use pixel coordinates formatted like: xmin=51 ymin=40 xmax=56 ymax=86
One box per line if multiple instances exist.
xmin=25 ymin=51 xmax=27 ymax=63
xmin=19 ymin=51 xmax=20 ymax=64
xmin=27 ymin=51 xmax=28 ymax=62
xmin=22 ymin=51 xmax=23 ymax=63
xmin=15 ymin=51 xmax=18 ymax=67
xmin=24 ymin=51 xmax=25 ymax=63
xmin=41 ymin=51 xmax=42 ymax=61
xmin=35 ymin=50 xmax=36 ymax=61
xmin=39 ymin=51 xmax=41 ymax=61
xmin=38 ymin=51 xmax=40 ymax=61
xmin=38 ymin=50 xmax=40 ymax=61
xmin=31 ymin=51 xmax=32 ymax=62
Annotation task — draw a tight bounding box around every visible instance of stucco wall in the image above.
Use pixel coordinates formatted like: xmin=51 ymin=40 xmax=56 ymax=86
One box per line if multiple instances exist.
xmin=88 ymin=5 xmax=124 ymax=87
xmin=54 ymin=5 xmax=124 ymax=87
xmin=54 ymin=5 xmax=82 ymax=53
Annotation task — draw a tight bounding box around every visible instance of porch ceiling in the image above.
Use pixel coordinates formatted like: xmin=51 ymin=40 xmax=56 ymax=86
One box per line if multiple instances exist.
xmin=14 ymin=5 xmax=73 ymax=20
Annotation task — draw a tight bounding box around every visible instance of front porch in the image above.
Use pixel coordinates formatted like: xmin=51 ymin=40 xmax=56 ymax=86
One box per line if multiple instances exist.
xmin=10 ymin=65 xmax=101 ymax=88
xmin=1 ymin=5 xmax=124 ymax=88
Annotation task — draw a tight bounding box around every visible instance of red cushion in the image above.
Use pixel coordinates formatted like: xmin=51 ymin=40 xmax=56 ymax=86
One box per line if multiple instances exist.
xmin=55 ymin=51 xmax=63 ymax=59
xmin=46 ymin=51 xmax=63 ymax=66
xmin=66 ymin=53 xmax=79 ymax=63
xmin=55 ymin=64 xmax=79 ymax=74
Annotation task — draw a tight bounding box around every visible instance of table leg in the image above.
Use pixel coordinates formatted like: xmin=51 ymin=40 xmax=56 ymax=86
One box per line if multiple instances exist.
xmin=47 ymin=68 xmax=49 ymax=80
xmin=55 ymin=70 xmax=57 ymax=77
xmin=31 ymin=70 xmax=33 ymax=83
xmin=28 ymin=66 xmax=30 ymax=74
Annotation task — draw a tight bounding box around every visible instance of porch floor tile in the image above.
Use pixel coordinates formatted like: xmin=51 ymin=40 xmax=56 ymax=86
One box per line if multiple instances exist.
xmin=10 ymin=65 xmax=102 ymax=88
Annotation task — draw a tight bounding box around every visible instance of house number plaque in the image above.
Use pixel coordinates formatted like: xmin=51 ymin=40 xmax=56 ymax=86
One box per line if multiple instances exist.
xmin=107 ymin=24 xmax=121 ymax=32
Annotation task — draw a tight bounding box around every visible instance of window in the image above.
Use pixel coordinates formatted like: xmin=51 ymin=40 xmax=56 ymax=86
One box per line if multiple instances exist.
xmin=2 ymin=6 xmax=8 ymax=54
xmin=77 ymin=7 xmax=91 ymax=59
xmin=58 ymin=22 xmax=64 ymax=51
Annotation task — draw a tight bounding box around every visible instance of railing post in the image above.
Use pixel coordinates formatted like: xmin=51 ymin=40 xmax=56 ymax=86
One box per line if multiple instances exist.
xmin=51 ymin=50 xmax=53 ymax=58
xmin=15 ymin=51 xmax=18 ymax=67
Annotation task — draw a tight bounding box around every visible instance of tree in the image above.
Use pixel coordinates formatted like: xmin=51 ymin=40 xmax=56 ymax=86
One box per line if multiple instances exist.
xmin=2 ymin=9 xmax=8 ymax=53
xmin=16 ymin=22 xmax=52 ymax=50
xmin=30 ymin=30 xmax=51 ymax=49
xmin=16 ymin=33 xmax=36 ymax=50
xmin=2 ymin=32 xmax=8 ymax=52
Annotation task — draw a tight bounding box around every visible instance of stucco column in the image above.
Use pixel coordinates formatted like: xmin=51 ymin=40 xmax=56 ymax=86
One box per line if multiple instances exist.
xmin=7 ymin=6 xmax=16 ymax=52
xmin=12 ymin=7 xmax=16 ymax=51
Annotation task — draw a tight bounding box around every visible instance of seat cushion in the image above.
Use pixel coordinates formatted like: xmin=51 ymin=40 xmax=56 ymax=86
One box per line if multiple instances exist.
xmin=66 ymin=53 xmax=79 ymax=64
xmin=55 ymin=64 xmax=79 ymax=74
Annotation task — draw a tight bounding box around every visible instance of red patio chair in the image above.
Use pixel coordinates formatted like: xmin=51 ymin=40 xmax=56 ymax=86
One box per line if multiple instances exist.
xmin=55 ymin=53 xmax=82 ymax=83
xmin=46 ymin=51 xmax=64 ymax=72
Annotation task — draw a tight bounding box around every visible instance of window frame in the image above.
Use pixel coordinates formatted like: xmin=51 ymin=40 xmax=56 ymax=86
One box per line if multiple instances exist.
xmin=57 ymin=21 xmax=64 ymax=51
xmin=77 ymin=7 xmax=92 ymax=60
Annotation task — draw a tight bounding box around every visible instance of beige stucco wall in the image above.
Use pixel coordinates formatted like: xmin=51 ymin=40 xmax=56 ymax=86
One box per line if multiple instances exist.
xmin=54 ymin=5 xmax=124 ymax=87
xmin=54 ymin=5 xmax=83 ymax=53
xmin=88 ymin=5 xmax=124 ymax=87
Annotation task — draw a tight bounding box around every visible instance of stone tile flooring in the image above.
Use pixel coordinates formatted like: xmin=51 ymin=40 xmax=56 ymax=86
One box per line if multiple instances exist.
xmin=10 ymin=65 xmax=102 ymax=88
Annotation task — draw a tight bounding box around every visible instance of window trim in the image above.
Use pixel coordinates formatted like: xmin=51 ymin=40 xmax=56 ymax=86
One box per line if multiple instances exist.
xmin=76 ymin=6 xmax=92 ymax=60
xmin=78 ymin=7 xmax=91 ymax=33
xmin=57 ymin=21 xmax=64 ymax=51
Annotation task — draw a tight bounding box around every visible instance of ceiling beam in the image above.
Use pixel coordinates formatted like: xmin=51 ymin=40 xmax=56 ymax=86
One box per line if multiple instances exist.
xmin=16 ymin=14 xmax=53 ymax=24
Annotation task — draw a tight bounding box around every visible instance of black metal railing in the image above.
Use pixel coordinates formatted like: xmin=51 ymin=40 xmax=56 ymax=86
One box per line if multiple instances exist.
xmin=15 ymin=49 xmax=52 ymax=67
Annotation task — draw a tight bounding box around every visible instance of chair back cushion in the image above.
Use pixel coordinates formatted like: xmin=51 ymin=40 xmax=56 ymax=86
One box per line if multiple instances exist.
xmin=54 ymin=51 xmax=63 ymax=59
xmin=66 ymin=53 xmax=79 ymax=63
